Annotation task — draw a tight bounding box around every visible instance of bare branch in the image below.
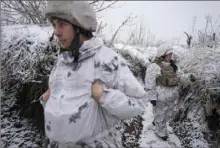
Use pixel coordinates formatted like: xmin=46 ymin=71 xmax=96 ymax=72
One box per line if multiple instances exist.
xmin=184 ymin=31 xmax=193 ymax=48
xmin=1 ymin=0 xmax=47 ymax=25
xmin=95 ymin=1 xmax=117 ymax=12
xmin=108 ymin=14 xmax=135 ymax=47
xmin=1 ymin=1 xmax=115 ymax=25
xmin=89 ymin=1 xmax=99 ymax=5
xmin=184 ymin=32 xmax=190 ymax=39
xmin=96 ymin=21 xmax=107 ymax=35
xmin=192 ymin=16 xmax=197 ymax=36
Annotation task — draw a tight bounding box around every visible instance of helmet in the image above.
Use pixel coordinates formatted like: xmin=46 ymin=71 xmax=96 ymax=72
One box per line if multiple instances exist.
xmin=43 ymin=1 xmax=97 ymax=32
xmin=156 ymin=44 xmax=174 ymax=58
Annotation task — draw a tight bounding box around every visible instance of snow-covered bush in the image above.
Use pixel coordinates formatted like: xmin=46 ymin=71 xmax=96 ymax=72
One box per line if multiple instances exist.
xmin=1 ymin=25 xmax=59 ymax=133
xmin=1 ymin=25 xmax=58 ymax=95
xmin=1 ymin=25 xmax=58 ymax=147
xmin=179 ymin=45 xmax=220 ymax=112
xmin=172 ymin=44 xmax=220 ymax=148
xmin=113 ymin=43 xmax=158 ymax=84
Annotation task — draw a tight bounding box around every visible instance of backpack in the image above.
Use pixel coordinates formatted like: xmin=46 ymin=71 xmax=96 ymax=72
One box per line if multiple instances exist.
xmin=156 ymin=61 xmax=179 ymax=87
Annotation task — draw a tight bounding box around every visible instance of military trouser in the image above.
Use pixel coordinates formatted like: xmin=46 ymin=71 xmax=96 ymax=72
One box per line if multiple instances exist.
xmin=153 ymin=101 xmax=175 ymax=138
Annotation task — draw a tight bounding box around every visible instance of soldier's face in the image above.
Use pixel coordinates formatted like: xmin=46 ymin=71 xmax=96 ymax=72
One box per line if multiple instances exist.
xmin=52 ymin=19 xmax=74 ymax=49
xmin=165 ymin=54 xmax=172 ymax=62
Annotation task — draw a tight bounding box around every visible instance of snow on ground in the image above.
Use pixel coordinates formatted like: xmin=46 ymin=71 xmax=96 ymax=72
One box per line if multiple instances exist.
xmin=139 ymin=103 xmax=182 ymax=148
xmin=114 ymin=43 xmax=150 ymax=66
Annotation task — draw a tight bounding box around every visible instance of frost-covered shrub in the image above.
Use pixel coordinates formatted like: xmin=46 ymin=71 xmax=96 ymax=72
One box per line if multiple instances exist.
xmin=1 ymin=25 xmax=59 ymax=131
xmin=172 ymin=44 xmax=220 ymax=148
xmin=1 ymin=25 xmax=58 ymax=95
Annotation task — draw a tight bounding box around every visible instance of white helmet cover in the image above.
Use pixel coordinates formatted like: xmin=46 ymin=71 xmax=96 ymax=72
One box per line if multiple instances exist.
xmin=43 ymin=1 xmax=97 ymax=32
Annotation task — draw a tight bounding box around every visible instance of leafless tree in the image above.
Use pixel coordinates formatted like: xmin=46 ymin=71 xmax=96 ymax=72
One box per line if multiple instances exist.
xmin=127 ymin=19 xmax=165 ymax=48
xmin=191 ymin=17 xmax=197 ymax=39
xmin=129 ymin=18 xmax=146 ymax=46
xmin=89 ymin=1 xmax=118 ymax=13
xmin=144 ymin=30 xmax=165 ymax=47
xmin=192 ymin=14 xmax=220 ymax=46
xmin=1 ymin=0 xmax=48 ymax=25
xmin=1 ymin=0 xmax=118 ymax=25
xmin=108 ymin=13 xmax=135 ymax=47
xmin=96 ymin=21 xmax=107 ymax=35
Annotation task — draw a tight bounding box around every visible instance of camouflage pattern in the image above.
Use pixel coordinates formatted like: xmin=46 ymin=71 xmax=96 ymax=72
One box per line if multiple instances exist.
xmin=41 ymin=37 xmax=148 ymax=146
xmin=145 ymin=62 xmax=179 ymax=138
xmin=156 ymin=61 xmax=179 ymax=87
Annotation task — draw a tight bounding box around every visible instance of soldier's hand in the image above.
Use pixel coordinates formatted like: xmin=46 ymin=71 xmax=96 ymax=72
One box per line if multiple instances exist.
xmin=150 ymin=100 xmax=156 ymax=106
xmin=92 ymin=79 xmax=104 ymax=103
xmin=42 ymin=89 xmax=50 ymax=101
xmin=189 ymin=74 xmax=196 ymax=82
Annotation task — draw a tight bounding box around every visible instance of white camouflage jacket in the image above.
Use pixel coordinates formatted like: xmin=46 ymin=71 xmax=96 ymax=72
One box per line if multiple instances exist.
xmin=144 ymin=62 xmax=179 ymax=102
xmin=41 ymin=37 xmax=148 ymax=143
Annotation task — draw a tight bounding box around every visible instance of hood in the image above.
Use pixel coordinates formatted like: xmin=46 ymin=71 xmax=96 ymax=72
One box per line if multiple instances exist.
xmin=58 ymin=37 xmax=103 ymax=64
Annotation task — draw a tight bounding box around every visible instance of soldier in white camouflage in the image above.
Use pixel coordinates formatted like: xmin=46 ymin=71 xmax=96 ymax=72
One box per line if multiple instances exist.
xmin=40 ymin=1 xmax=149 ymax=147
xmin=145 ymin=45 xmax=180 ymax=141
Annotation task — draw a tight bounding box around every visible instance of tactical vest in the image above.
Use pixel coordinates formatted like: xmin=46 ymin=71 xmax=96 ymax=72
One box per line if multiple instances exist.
xmin=156 ymin=61 xmax=179 ymax=87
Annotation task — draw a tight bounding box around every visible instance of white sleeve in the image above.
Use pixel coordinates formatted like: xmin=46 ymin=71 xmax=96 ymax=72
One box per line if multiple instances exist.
xmin=144 ymin=63 xmax=161 ymax=101
xmin=99 ymin=57 xmax=149 ymax=120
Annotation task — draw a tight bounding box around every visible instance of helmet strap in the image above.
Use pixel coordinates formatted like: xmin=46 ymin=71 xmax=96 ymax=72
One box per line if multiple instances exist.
xmin=70 ymin=27 xmax=82 ymax=63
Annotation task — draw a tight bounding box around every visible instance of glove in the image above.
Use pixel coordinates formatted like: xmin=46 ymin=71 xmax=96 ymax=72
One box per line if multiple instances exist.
xmin=190 ymin=74 xmax=196 ymax=82
xmin=150 ymin=100 xmax=156 ymax=106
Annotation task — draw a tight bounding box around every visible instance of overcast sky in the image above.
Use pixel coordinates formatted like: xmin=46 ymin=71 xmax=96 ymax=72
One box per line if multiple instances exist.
xmin=99 ymin=1 xmax=220 ymax=45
